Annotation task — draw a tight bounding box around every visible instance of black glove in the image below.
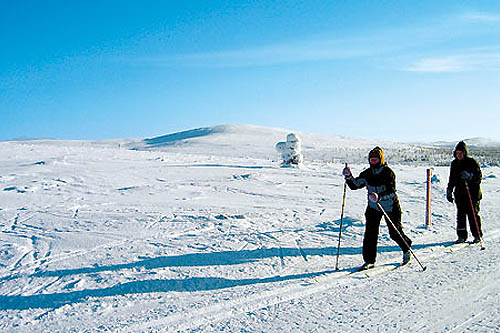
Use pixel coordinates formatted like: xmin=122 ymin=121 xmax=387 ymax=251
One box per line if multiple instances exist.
xmin=342 ymin=166 xmax=352 ymax=178
xmin=446 ymin=188 xmax=453 ymax=203
xmin=460 ymin=171 xmax=473 ymax=180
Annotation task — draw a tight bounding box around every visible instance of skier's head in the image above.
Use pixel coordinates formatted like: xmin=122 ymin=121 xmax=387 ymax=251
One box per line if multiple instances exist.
xmin=368 ymin=146 xmax=384 ymax=167
xmin=454 ymin=141 xmax=468 ymax=160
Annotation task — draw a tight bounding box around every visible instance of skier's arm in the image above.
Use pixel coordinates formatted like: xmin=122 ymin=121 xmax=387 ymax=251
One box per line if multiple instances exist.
xmin=447 ymin=162 xmax=457 ymax=191
xmin=384 ymin=168 xmax=396 ymax=194
xmin=446 ymin=162 xmax=457 ymax=202
xmin=468 ymin=159 xmax=482 ymax=184
xmin=345 ymin=170 xmax=367 ymax=190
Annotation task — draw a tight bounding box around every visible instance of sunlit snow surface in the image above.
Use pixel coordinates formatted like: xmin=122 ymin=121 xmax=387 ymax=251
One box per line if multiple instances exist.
xmin=1 ymin=125 xmax=499 ymax=332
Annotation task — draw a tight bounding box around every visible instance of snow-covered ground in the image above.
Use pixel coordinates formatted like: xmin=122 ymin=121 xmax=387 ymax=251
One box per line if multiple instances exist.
xmin=0 ymin=125 xmax=499 ymax=332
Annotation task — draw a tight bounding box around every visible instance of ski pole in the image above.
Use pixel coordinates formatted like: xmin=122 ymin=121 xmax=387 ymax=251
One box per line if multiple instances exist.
xmin=335 ymin=163 xmax=348 ymax=270
xmin=368 ymin=193 xmax=427 ymax=271
xmin=464 ymin=180 xmax=485 ymax=250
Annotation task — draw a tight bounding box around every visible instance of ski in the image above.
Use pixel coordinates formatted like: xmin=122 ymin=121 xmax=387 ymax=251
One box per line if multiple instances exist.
xmin=350 ymin=261 xmax=410 ymax=278
xmin=445 ymin=239 xmax=485 ymax=252
xmin=356 ymin=263 xmax=375 ymax=272
xmin=445 ymin=241 xmax=471 ymax=253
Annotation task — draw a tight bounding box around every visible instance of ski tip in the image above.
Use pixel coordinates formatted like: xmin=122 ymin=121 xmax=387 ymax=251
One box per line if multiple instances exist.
xmin=481 ymin=246 xmax=486 ymax=250
xmin=422 ymin=266 xmax=428 ymax=271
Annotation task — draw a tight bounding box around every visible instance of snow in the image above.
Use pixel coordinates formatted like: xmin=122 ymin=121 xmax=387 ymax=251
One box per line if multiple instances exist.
xmin=0 ymin=124 xmax=499 ymax=332
xmin=431 ymin=137 xmax=500 ymax=148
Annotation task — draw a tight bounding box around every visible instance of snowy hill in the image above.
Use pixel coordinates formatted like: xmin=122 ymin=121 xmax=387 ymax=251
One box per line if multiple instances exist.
xmin=128 ymin=124 xmax=291 ymax=159
xmin=129 ymin=124 xmax=500 ymax=166
xmin=129 ymin=124 xmax=418 ymax=163
xmin=430 ymin=137 xmax=500 ymax=149
xmin=1 ymin=125 xmax=499 ymax=332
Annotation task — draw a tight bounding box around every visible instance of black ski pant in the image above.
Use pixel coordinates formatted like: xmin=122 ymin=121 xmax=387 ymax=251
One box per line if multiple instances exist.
xmin=455 ymin=198 xmax=482 ymax=240
xmin=363 ymin=205 xmax=412 ymax=264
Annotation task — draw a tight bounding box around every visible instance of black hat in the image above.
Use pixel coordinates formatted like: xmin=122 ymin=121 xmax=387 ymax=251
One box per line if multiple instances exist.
xmin=454 ymin=141 xmax=468 ymax=158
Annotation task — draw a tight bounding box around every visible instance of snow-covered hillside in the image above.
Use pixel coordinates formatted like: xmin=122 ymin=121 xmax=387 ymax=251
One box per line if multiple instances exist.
xmin=127 ymin=124 xmax=405 ymax=162
xmin=128 ymin=125 xmax=500 ymax=166
xmin=431 ymin=137 xmax=500 ymax=149
xmin=1 ymin=125 xmax=499 ymax=332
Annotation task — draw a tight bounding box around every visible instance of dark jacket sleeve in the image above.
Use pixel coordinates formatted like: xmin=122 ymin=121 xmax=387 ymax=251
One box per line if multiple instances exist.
xmin=346 ymin=166 xmax=396 ymax=196
xmin=468 ymin=158 xmax=482 ymax=185
xmin=346 ymin=169 xmax=369 ymax=190
xmin=447 ymin=161 xmax=458 ymax=192
xmin=381 ymin=167 xmax=396 ymax=195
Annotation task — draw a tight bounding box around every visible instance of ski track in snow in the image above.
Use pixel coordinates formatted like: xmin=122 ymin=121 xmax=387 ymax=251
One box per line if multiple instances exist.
xmin=0 ymin=131 xmax=499 ymax=332
xmin=134 ymin=230 xmax=500 ymax=332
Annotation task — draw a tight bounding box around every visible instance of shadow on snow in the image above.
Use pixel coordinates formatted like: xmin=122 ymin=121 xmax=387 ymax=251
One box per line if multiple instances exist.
xmin=0 ymin=241 xmax=453 ymax=310
xmin=0 ymin=269 xmax=342 ymax=310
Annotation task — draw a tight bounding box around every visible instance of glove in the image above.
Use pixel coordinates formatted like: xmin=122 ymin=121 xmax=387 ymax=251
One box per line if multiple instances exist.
xmin=446 ymin=188 xmax=453 ymax=203
xmin=342 ymin=166 xmax=352 ymax=178
xmin=460 ymin=171 xmax=473 ymax=180
xmin=368 ymin=192 xmax=379 ymax=203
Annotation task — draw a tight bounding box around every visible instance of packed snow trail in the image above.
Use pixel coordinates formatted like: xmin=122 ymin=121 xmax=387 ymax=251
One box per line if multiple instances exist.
xmin=131 ymin=231 xmax=500 ymax=332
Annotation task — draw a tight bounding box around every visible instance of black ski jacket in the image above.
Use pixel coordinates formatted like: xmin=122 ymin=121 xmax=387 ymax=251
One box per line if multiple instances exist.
xmin=346 ymin=163 xmax=399 ymax=212
xmin=447 ymin=143 xmax=482 ymax=202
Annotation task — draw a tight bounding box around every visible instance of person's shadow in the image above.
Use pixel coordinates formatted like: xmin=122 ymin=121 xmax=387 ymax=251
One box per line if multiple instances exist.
xmin=0 ymin=240 xmax=449 ymax=310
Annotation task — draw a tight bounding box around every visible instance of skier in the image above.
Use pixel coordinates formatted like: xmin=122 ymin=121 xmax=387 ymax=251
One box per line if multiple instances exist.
xmin=446 ymin=141 xmax=483 ymax=244
xmin=342 ymin=147 xmax=412 ymax=270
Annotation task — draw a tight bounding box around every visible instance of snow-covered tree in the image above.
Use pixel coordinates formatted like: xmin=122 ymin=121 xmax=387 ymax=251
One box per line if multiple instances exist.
xmin=275 ymin=133 xmax=303 ymax=166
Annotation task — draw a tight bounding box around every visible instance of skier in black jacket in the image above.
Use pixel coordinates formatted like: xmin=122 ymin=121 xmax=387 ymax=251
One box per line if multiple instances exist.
xmin=343 ymin=147 xmax=412 ymax=270
xmin=446 ymin=141 xmax=483 ymax=244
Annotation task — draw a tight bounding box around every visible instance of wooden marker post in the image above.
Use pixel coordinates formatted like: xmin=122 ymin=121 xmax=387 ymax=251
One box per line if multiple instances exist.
xmin=426 ymin=169 xmax=432 ymax=227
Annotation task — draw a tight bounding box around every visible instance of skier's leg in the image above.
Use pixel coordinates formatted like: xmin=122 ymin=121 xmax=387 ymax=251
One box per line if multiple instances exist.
xmin=467 ymin=200 xmax=483 ymax=239
xmin=455 ymin=200 xmax=468 ymax=240
xmin=385 ymin=203 xmax=412 ymax=253
xmin=363 ymin=207 xmax=382 ymax=264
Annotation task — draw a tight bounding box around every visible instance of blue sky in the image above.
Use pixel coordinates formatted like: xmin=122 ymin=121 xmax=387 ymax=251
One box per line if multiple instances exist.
xmin=1 ymin=1 xmax=500 ymax=142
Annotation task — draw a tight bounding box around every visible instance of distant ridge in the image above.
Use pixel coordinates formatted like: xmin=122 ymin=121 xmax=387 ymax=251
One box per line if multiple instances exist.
xmin=4 ymin=137 xmax=56 ymax=142
xmin=143 ymin=126 xmax=226 ymax=147
xmin=124 ymin=124 xmax=500 ymax=166
xmin=127 ymin=124 xmax=413 ymax=163
xmin=4 ymin=124 xmax=500 ymax=166
xmin=430 ymin=137 xmax=500 ymax=149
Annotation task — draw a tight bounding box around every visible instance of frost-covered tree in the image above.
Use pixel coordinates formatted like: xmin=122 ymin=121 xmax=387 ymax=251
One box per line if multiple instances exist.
xmin=275 ymin=133 xmax=304 ymax=166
